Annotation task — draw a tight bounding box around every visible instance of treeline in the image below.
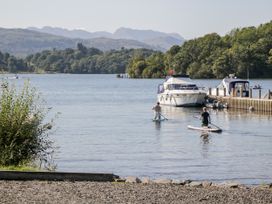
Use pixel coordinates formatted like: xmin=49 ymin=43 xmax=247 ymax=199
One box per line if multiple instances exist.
xmin=0 ymin=44 xmax=157 ymax=74
xmin=25 ymin=44 xmax=157 ymax=73
xmin=127 ymin=21 xmax=272 ymax=78
xmin=0 ymin=52 xmax=29 ymax=73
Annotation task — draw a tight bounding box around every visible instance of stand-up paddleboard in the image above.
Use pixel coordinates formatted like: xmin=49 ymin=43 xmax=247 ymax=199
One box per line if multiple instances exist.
xmin=187 ymin=125 xmax=222 ymax=133
xmin=152 ymin=118 xmax=166 ymax=122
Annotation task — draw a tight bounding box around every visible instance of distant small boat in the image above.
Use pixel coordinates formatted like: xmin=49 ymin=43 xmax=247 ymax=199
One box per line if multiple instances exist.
xmin=7 ymin=75 xmax=19 ymax=80
xmin=252 ymin=84 xmax=262 ymax=89
xmin=187 ymin=125 xmax=222 ymax=133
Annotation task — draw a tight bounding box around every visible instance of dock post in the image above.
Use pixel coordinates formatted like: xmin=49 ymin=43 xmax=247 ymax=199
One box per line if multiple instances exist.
xmin=223 ymin=88 xmax=226 ymax=97
xmin=235 ymin=88 xmax=238 ymax=97
xmin=259 ymin=89 xmax=262 ymax=99
xmin=231 ymin=88 xmax=235 ymax=97
xmin=208 ymin=88 xmax=212 ymax=95
xmin=249 ymin=88 xmax=252 ymax=98
xmin=216 ymin=88 xmax=219 ymax=96
xmin=240 ymin=87 xmax=243 ymax=98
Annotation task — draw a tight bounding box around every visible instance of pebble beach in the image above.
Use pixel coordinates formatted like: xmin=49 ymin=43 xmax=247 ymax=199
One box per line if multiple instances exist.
xmin=0 ymin=180 xmax=272 ymax=204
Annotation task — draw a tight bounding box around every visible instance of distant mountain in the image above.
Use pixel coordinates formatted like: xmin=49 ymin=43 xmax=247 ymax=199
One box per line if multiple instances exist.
xmin=0 ymin=28 xmax=76 ymax=57
xmin=28 ymin=26 xmax=185 ymax=50
xmin=0 ymin=28 xmax=156 ymax=57
xmin=28 ymin=26 xmax=112 ymax=39
xmin=113 ymin=27 xmax=183 ymax=41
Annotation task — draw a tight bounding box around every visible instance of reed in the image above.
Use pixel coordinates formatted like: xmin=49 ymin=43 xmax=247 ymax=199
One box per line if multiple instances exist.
xmin=0 ymin=81 xmax=56 ymax=170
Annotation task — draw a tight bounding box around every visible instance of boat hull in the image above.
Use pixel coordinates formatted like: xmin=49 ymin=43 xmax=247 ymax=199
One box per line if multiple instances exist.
xmin=158 ymin=92 xmax=206 ymax=107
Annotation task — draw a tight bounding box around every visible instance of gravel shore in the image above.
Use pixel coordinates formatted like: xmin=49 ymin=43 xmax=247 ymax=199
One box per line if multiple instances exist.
xmin=0 ymin=181 xmax=272 ymax=204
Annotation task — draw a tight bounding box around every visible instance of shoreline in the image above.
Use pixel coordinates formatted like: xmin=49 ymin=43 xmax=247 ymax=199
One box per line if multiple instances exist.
xmin=0 ymin=180 xmax=271 ymax=204
xmin=0 ymin=171 xmax=272 ymax=203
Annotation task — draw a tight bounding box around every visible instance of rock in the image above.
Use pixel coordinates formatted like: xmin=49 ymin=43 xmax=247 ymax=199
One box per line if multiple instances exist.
xmin=153 ymin=178 xmax=172 ymax=184
xmin=183 ymin=180 xmax=192 ymax=185
xmin=141 ymin=177 xmax=152 ymax=184
xmin=222 ymin=182 xmax=240 ymax=188
xmin=171 ymin=179 xmax=183 ymax=185
xmin=189 ymin=181 xmax=203 ymax=187
xmin=125 ymin=176 xmax=141 ymax=183
xmin=114 ymin=178 xmax=126 ymax=183
xmin=202 ymin=181 xmax=212 ymax=187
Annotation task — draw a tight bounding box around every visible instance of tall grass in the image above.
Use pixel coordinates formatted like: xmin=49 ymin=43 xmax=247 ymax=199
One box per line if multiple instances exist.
xmin=0 ymin=81 xmax=56 ymax=170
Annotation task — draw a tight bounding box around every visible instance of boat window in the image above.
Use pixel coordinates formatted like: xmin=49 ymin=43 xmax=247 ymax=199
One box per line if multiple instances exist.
xmin=157 ymin=84 xmax=164 ymax=94
xmin=168 ymin=84 xmax=198 ymax=90
xmin=229 ymin=82 xmax=249 ymax=92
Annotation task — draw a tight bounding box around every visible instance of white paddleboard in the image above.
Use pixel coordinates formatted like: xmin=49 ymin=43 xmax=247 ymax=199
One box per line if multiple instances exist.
xmin=187 ymin=125 xmax=222 ymax=133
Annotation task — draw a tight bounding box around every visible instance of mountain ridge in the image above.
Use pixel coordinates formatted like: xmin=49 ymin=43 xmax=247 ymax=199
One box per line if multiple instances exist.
xmin=28 ymin=26 xmax=185 ymax=50
xmin=0 ymin=27 xmax=157 ymax=57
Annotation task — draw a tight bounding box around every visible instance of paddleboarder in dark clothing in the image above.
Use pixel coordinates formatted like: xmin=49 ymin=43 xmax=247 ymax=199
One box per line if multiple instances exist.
xmin=201 ymin=107 xmax=210 ymax=126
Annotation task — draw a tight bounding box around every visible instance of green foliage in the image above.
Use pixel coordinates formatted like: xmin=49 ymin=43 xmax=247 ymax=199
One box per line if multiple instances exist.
xmin=0 ymin=51 xmax=29 ymax=73
xmin=126 ymin=52 xmax=166 ymax=78
xmin=0 ymin=81 xmax=55 ymax=169
xmin=24 ymin=44 xmax=156 ymax=74
xmin=128 ymin=20 xmax=272 ymax=78
xmin=0 ymin=165 xmax=40 ymax=171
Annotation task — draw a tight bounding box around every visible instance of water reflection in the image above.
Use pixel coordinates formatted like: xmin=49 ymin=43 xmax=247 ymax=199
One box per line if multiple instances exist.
xmin=200 ymin=132 xmax=210 ymax=159
xmin=201 ymin=132 xmax=209 ymax=144
xmin=154 ymin=121 xmax=161 ymax=130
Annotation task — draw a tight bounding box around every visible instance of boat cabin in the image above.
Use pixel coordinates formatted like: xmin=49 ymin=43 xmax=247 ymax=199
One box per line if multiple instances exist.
xmin=212 ymin=75 xmax=249 ymax=97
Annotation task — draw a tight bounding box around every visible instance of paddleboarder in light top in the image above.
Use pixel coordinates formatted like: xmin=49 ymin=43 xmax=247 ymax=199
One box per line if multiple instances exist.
xmin=152 ymin=102 xmax=162 ymax=120
xmin=201 ymin=107 xmax=211 ymax=127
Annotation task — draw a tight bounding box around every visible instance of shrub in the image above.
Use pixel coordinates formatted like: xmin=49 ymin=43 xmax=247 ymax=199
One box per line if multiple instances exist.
xmin=0 ymin=81 xmax=55 ymax=170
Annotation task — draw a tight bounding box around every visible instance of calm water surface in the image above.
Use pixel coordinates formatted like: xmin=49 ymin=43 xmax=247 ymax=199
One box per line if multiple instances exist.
xmin=4 ymin=74 xmax=272 ymax=184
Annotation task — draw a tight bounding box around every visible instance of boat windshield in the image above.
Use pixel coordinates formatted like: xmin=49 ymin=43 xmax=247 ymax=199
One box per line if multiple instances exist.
xmin=167 ymin=84 xmax=198 ymax=90
xmin=229 ymin=81 xmax=249 ymax=92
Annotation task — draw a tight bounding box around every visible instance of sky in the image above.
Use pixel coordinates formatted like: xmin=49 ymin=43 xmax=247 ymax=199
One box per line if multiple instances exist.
xmin=1 ymin=0 xmax=272 ymax=39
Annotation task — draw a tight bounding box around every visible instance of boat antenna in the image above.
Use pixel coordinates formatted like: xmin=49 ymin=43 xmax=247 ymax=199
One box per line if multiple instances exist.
xmin=247 ymin=67 xmax=249 ymax=81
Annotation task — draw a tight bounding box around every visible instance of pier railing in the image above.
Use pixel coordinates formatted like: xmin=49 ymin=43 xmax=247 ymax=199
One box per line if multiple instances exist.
xmin=208 ymin=88 xmax=272 ymax=112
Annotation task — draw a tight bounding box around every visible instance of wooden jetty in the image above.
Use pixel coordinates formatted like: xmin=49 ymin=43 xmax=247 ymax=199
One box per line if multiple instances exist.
xmin=208 ymin=87 xmax=272 ymax=112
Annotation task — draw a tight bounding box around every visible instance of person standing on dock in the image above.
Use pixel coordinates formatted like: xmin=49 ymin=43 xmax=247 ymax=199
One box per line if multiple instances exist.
xmin=201 ymin=107 xmax=210 ymax=127
xmin=152 ymin=102 xmax=162 ymax=120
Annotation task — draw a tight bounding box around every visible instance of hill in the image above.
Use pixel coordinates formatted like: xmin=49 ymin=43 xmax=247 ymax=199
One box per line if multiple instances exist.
xmin=0 ymin=28 xmax=156 ymax=57
xmin=28 ymin=26 xmax=185 ymax=50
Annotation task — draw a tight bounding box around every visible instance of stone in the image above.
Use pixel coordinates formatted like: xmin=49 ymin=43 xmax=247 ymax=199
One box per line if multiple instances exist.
xmin=202 ymin=181 xmax=212 ymax=187
xmin=171 ymin=179 xmax=183 ymax=185
xmin=153 ymin=178 xmax=172 ymax=184
xmin=125 ymin=176 xmax=141 ymax=183
xmin=114 ymin=178 xmax=126 ymax=183
xmin=222 ymin=182 xmax=240 ymax=188
xmin=141 ymin=177 xmax=152 ymax=184
xmin=189 ymin=181 xmax=203 ymax=187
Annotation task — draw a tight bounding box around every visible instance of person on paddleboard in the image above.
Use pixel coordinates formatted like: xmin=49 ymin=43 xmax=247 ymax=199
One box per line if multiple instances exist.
xmin=201 ymin=107 xmax=210 ymax=126
xmin=152 ymin=102 xmax=162 ymax=120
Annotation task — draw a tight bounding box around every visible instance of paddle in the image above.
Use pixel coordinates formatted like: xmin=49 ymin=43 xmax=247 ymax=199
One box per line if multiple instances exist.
xmin=159 ymin=113 xmax=168 ymax=120
xmin=209 ymin=122 xmax=222 ymax=131
xmin=193 ymin=115 xmax=222 ymax=131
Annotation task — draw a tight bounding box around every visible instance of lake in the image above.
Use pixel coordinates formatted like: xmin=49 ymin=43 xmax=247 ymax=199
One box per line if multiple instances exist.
xmin=3 ymin=74 xmax=272 ymax=184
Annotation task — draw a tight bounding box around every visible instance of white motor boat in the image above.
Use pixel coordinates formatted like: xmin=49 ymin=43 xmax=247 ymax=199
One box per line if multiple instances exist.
xmin=157 ymin=75 xmax=207 ymax=107
xmin=210 ymin=74 xmax=249 ymax=97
